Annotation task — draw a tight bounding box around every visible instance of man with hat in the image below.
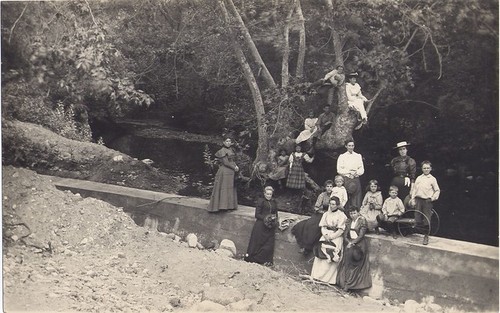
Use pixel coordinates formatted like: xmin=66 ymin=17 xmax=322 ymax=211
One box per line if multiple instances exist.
xmin=390 ymin=141 xmax=417 ymax=202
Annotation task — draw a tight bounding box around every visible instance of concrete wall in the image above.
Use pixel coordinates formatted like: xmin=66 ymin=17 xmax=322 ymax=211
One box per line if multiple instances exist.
xmin=49 ymin=176 xmax=499 ymax=312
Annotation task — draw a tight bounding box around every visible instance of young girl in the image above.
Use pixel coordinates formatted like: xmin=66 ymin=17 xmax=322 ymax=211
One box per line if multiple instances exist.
xmin=286 ymin=145 xmax=314 ymax=190
xmin=331 ymin=175 xmax=348 ymax=210
xmin=268 ymin=149 xmax=289 ymax=188
xmin=360 ymin=180 xmax=383 ymax=232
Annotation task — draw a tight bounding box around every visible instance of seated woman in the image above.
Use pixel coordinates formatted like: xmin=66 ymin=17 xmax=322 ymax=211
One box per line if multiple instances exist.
xmin=345 ymin=72 xmax=369 ymax=128
xmin=295 ymin=111 xmax=318 ymax=145
xmin=310 ymin=196 xmax=347 ymax=284
xmin=268 ymin=149 xmax=289 ymax=188
xmin=245 ymin=186 xmax=279 ymax=266
xmin=292 ymin=180 xmax=334 ymax=255
xmin=337 ymin=206 xmax=372 ymax=291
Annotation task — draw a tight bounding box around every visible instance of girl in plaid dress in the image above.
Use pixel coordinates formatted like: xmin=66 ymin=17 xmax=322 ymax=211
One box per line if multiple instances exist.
xmin=286 ymin=145 xmax=314 ymax=189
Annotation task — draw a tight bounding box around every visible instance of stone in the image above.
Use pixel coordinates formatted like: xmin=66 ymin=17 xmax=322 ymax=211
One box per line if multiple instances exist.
xmin=227 ymin=299 xmax=255 ymax=311
xmin=117 ymin=252 xmax=126 ymax=258
xmin=218 ymin=239 xmax=236 ymax=256
xmin=196 ymin=242 xmax=205 ymax=250
xmin=190 ymin=300 xmax=226 ymax=312
xmin=173 ymin=235 xmax=181 ymax=243
xmin=427 ymin=303 xmax=443 ymax=313
xmin=80 ymin=238 xmax=89 ymax=245
xmin=169 ymin=298 xmax=181 ymax=307
xmin=186 ymin=233 xmax=198 ymax=248
xmin=113 ymin=155 xmax=124 ymax=162
xmin=214 ymin=249 xmax=233 ymax=258
xmin=404 ymin=299 xmax=421 ymax=313
xmin=202 ymin=286 xmax=243 ymax=306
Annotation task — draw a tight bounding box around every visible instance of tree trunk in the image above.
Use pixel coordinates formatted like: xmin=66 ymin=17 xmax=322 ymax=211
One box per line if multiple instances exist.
xmin=281 ymin=0 xmax=296 ymax=88
xmin=316 ymin=0 xmax=356 ymax=150
xmin=218 ymin=0 xmax=269 ymax=163
xmin=224 ymin=0 xmax=277 ymax=90
xmin=295 ymin=0 xmax=305 ymax=80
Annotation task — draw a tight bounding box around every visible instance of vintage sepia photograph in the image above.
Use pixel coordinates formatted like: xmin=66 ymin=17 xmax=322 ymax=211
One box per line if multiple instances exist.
xmin=1 ymin=0 xmax=498 ymax=312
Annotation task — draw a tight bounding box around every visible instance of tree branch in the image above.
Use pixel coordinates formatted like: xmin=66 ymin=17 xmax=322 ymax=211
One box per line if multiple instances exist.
xmin=8 ymin=3 xmax=29 ymax=45
xmin=403 ymin=28 xmax=419 ymax=51
xmin=84 ymin=0 xmax=98 ymax=28
xmin=365 ymin=85 xmax=385 ymax=116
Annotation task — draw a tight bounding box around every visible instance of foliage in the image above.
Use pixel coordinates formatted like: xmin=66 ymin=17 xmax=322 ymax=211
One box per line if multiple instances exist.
xmin=2 ymin=80 xmax=92 ymax=142
xmin=1 ymin=0 xmax=153 ymax=135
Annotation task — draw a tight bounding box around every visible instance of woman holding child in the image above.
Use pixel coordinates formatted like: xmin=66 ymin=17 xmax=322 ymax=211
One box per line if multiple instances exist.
xmin=292 ymin=180 xmax=334 ymax=255
xmin=310 ymin=196 xmax=347 ymax=284
xmin=337 ymin=206 xmax=372 ymax=291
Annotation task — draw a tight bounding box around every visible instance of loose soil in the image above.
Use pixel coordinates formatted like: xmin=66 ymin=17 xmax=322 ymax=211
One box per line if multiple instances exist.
xmin=1 ymin=120 xmax=402 ymax=312
xmin=2 ymin=166 xmax=399 ymax=312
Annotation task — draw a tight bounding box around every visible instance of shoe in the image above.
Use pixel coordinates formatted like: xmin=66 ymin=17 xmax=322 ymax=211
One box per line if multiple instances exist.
xmin=392 ymin=232 xmax=398 ymax=239
xmin=423 ymin=235 xmax=429 ymax=245
xmin=374 ymin=227 xmax=380 ymax=235
xmin=354 ymin=122 xmax=363 ymax=130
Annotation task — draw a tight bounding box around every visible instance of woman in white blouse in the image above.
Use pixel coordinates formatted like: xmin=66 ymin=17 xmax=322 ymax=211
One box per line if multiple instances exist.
xmin=345 ymin=72 xmax=369 ymax=127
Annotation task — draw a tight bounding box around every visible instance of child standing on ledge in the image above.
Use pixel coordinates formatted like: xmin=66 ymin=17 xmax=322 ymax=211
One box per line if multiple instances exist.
xmin=410 ymin=161 xmax=440 ymax=245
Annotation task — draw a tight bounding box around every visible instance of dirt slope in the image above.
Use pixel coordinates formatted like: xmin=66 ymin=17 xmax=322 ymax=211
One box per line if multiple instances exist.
xmin=2 ymin=166 xmax=400 ymax=312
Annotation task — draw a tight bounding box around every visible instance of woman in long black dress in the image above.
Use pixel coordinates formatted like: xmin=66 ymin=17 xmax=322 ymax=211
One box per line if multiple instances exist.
xmin=337 ymin=206 xmax=372 ymax=291
xmin=245 ymin=186 xmax=278 ymax=266
xmin=207 ymin=137 xmax=239 ymax=212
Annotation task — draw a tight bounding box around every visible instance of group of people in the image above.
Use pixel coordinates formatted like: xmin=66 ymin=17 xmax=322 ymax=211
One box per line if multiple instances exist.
xmin=307 ymin=66 xmax=370 ymax=131
xmin=207 ymin=135 xmax=440 ymax=292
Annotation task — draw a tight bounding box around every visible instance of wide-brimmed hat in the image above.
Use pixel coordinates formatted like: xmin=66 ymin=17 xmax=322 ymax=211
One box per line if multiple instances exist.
xmin=393 ymin=141 xmax=411 ymax=149
xmin=347 ymin=72 xmax=359 ymax=78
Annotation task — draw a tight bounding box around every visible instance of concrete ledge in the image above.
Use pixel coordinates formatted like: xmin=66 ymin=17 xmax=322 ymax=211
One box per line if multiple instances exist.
xmin=49 ymin=176 xmax=499 ymax=311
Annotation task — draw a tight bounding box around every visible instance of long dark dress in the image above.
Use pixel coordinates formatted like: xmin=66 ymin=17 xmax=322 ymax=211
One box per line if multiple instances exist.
xmin=337 ymin=216 xmax=372 ymax=290
xmin=245 ymin=198 xmax=278 ymax=265
xmin=207 ymin=147 xmax=238 ymax=212
xmin=291 ymin=191 xmax=331 ymax=252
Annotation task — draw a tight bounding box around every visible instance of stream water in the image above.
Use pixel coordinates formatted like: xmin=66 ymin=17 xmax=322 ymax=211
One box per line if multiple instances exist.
xmin=107 ymin=131 xmax=498 ymax=247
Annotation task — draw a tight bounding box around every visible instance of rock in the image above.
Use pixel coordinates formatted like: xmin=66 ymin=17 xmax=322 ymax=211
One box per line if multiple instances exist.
xmin=202 ymin=286 xmax=243 ymax=306
xmin=80 ymin=238 xmax=89 ymax=245
xmin=427 ymin=303 xmax=443 ymax=312
xmin=117 ymin=252 xmax=126 ymax=258
xmin=214 ymin=249 xmax=233 ymax=258
xmin=186 ymin=233 xmax=198 ymax=248
xmin=404 ymin=299 xmax=421 ymax=313
xmin=362 ymin=296 xmax=381 ymax=305
xmin=196 ymin=242 xmax=205 ymax=250
xmin=169 ymin=298 xmax=181 ymax=307
xmin=218 ymin=239 xmax=236 ymax=256
xmin=163 ymin=233 xmax=176 ymax=240
xmin=141 ymin=159 xmax=154 ymax=165
xmin=227 ymin=299 xmax=255 ymax=311
xmin=191 ymin=300 xmax=226 ymax=312
xmin=173 ymin=235 xmax=181 ymax=243
xmin=113 ymin=155 xmax=124 ymax=162
xmin=11 ymin=235 xmax=19 ymax=242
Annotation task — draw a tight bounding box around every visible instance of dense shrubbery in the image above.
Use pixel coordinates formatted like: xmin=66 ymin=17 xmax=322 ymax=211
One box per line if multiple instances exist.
xmin=2 ymin=81 xmax=92 ymax=142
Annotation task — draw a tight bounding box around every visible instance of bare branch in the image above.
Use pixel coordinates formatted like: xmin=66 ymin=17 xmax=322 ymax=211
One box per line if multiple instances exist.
xmin=403 ymin=28 xmax=419 ymax=51
xmin=365 ymin=85 xmax=385 ymax=116
xmin=400 ymin=99 xmax=440 ymax=111
xmin=8 ymin=3 xmax=29 ymax=45
xmin=83 ymin=0 xmax=98 ymax=28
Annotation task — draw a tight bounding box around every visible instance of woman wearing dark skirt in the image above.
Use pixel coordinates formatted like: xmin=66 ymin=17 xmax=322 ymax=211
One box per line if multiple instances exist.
xmin=245 ymin=186 xmax=278 ymax=266
xmin=337 ymin=206 xmax=372 ymax=291
xmin=390 ymin=141 xmax=417 ymax=203
xmin=207 ymin=137 xmax=239 ymax=212
xmin=292 ymin=180 xmax=334 ymax=255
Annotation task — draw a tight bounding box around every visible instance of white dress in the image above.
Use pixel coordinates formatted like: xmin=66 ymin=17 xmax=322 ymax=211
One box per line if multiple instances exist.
xmin=346 ymin=82 xmax=368 ymax=120
xmin=295 ymin=117 xmax=318 ymax=144
xmin=310 ymin=209 xmax=347 ymax=284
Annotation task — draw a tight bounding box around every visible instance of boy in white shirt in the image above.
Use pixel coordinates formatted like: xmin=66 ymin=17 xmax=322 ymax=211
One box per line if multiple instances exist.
xmin=377 ymin=185 xmax=405 ymax=238
xmin=410 ymin=161 xmax=440 ymax=245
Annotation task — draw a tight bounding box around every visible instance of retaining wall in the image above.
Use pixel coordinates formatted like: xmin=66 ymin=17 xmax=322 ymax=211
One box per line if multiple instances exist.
xmin=49 ymin=176 xmax=499 ymax=312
